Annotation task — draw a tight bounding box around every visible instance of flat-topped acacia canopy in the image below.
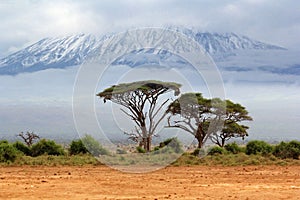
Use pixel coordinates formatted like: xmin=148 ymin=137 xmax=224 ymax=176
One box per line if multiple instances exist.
xmin=97 ymin=80 xmax=181 ymax=103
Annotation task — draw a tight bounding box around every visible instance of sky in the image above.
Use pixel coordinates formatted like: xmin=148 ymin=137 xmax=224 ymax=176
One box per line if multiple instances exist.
xmin=1 ymin=0 xmax=300 ymax=58
xmin=0 ymin=0 xmax=300 ymax=143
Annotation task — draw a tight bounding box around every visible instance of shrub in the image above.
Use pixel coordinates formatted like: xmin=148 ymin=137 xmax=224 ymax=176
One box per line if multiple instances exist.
xmin=246 ymin=140 xmax=273 ymax=155
xmin=273 ymin=141 xmax=300 ymax=159
xmin=13 ymin=141 xmax=31 ymax=156
xmin=208 ymin=146 xmax=226 ymax=155
xmin=225 ymin=142 xmax=242 ymax=154
xmin=31 ymin=139 xmax=65 ymax=157
xmin=0 ymin=142 xmax=18 ymax=162
xmin=69 ymin=139 xmax=88 ymax=155
xmin=136 ymin=146 xmax=146 ymax=153
xmin=191 ymin=148 xmax=206 ymax=157
xmin=116 ymin=148 xmax=127 ymax=154
xmin=153 ymin=146 xmax=160 ymax=151
xmin=0 ymin=140 xmax=9 ymax=145
xmin=81 ymin=135 xmax=109 ymax=156
xmin=159 ymin=138 xmax=174 ymax=148
xmin=157 ymin=138 xmax=183 ymax=153
xmin=288 ymin=141 xmax=300 ymax=159
xmin=168 ymin=138 xmax=183 ymax=153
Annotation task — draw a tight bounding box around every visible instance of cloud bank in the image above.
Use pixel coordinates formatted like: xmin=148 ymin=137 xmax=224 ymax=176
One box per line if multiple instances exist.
xmin=1 ymin=0 xmax=300 ymax=57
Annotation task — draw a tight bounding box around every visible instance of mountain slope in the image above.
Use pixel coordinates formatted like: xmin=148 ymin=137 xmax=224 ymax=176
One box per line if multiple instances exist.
xmin=0 ymin=29 xmax=286 ymax=75
xmin=0 ymin=34 xmax=102 ymax=75
xmin=194 ymin=32 xmax=284 ymax=54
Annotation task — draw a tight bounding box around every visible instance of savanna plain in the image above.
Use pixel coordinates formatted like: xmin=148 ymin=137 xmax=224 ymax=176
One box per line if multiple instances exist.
xmin=1 ymin=165 xmax=300 ymax=200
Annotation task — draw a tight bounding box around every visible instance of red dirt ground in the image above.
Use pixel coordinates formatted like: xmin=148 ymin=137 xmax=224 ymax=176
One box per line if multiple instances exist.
xmin=0 ymin=165 xmax=300 ymax=199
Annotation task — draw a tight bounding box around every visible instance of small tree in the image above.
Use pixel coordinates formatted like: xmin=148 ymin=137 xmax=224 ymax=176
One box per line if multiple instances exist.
xmin=97 ymin=80 xmax=181 ymax=152
xmin=210 ymin=100 xmax=252 ymax=147
xmin=17 ymin=131 xmax=40 ymax=147
xmin=166 ymin=93 xmax=215 ymax=148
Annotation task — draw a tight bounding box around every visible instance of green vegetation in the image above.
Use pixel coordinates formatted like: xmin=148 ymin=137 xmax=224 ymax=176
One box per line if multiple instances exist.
xmin=13 ymin=141 xmax=31 ymax=156
xmin=166 ymin=93 xmax=252 ymax=148
xmin=208 ymin=146 xmax=226 ymax=155
xmin=1 ymin=138 xmax=300 ymax=167
xmin=155 ymin=137 xmax=183 ymax=154
xmin=31 ymin=139 xmax=65 ymax=157
xmin=69 ymin=139 xmax=88 ymax=155
xmin=246 ymin=140 xmax=273 ymax=155
xmin=136 ymin=146 xmax=146 ymax=153
xmin=273 ymin=141 xmax=300 ymax=159
xmin=0 ymin=141 xmax=18 ymax=163
xmin=80 ymin=135 xmax=109 ymax=156
xmin=225 ymin=142 xmax=244 ymax=154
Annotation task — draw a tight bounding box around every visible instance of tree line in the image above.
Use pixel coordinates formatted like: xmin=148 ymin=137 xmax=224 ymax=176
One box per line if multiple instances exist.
xmin=1 ymin=134 xmax=300 ymax=163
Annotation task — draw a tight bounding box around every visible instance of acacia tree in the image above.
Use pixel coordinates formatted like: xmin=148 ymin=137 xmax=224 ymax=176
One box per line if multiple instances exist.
xmin=167 ymin=93 xmax=252 ymax=148
xmin=210 ymin=100 xmax=253 ymax=147
xmin=17 ymin=131 xmax=40 ymax=147
xmin=97 ymin=80 xmax=181 ymax=152
xmin=166 ymin=93 xmax=214 ymax=148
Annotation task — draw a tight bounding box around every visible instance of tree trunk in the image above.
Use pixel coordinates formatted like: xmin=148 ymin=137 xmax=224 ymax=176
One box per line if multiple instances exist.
xmin=146 ymin=136 xmax=151 ymax=152
xmin=221 ymin=138 xmax=226 ymax=147
xmin=141 ymin=123 xmax=149 ymax=151
xmin=197 ymin=137 xmax=203 ymax=149
xmin=141 ymin=136 xmax=151 ymax=152
xmin=195 ymin=125 xmax=206 ymax=149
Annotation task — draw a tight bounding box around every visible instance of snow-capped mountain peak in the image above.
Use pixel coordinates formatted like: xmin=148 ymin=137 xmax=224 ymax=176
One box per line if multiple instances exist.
xmin=0 ymin=28 xmax=286 ymax=75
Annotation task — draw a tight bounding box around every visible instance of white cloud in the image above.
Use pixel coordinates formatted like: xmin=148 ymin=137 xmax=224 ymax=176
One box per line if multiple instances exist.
xmin=1 ymin=0 xmax=300 ymax=57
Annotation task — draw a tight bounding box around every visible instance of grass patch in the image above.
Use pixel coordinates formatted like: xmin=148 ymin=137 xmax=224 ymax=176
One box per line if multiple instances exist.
xmin=1 ymin=154 xmax=100 ymax=166
xmin=173 ymin=152 xmax=300 ymax=166
xmin=1 ymin=152 xmax=300 ymax=167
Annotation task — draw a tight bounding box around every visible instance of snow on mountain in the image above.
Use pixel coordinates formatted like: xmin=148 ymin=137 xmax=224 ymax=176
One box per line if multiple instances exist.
xmin=168 ymin=26 xmax=285 ymax=53
xmin=0 ymin=28 xmax=287 ymax=75
xmin=194 ymin=32 xmax=285 ymax=54
xmin=0 ymin=34 xmax=102 ymax=75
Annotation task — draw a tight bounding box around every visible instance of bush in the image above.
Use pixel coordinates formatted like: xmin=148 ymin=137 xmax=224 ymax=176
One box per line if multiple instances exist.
xmin=69 ymin=139 xmax=88 ymax=155
xmin=157 ymin=138 xmax=183 ymax=153
xmin=0 ymin=140 xmax=9 ymax=145
xmin=13 ymin=141 xmax=31 ymax=156
xmin=208 ymin=146 xmax=226 ymax=155
xmin=116 ymin=148 xmax=127 ymax=154
xmin=159 ymin=138 xmax=174 ymax=148
xmin=31 ymin=139 xmax=65 ymax=157
xmin=136 ymin=146 xmax=146 ymax=153
xmin=273 ymin=141 xmax=300 ymax=159
xmin=81 ymin=135 xmax=109 ymax=156
xmin=168 ymin=138 xmax=183 ymax=153
xmin=0 ymin=142 xmax=18 ymax=162
xmin=246 ymin=140 xmax=273 ymax=155
xmin=225 ymin=142 xmax=242 ymax=154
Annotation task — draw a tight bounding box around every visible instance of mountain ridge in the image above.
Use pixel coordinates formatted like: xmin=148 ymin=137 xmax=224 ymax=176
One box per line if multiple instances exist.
xmin=0 ymin=28 xmax=286 ymax=75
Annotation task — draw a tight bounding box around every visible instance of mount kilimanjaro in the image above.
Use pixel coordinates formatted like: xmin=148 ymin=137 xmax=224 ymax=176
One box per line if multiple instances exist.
xmin=0 ymin=29 xmax=286 ymax=75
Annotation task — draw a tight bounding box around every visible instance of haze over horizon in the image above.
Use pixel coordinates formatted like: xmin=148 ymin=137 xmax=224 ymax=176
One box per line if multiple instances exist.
xmin=0 ymin=1 xmax=300 ymax=143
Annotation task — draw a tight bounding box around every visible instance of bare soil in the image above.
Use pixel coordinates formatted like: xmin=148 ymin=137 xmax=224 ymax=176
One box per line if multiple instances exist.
xmin=0 ymin=165 xmax=300 ymax=199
